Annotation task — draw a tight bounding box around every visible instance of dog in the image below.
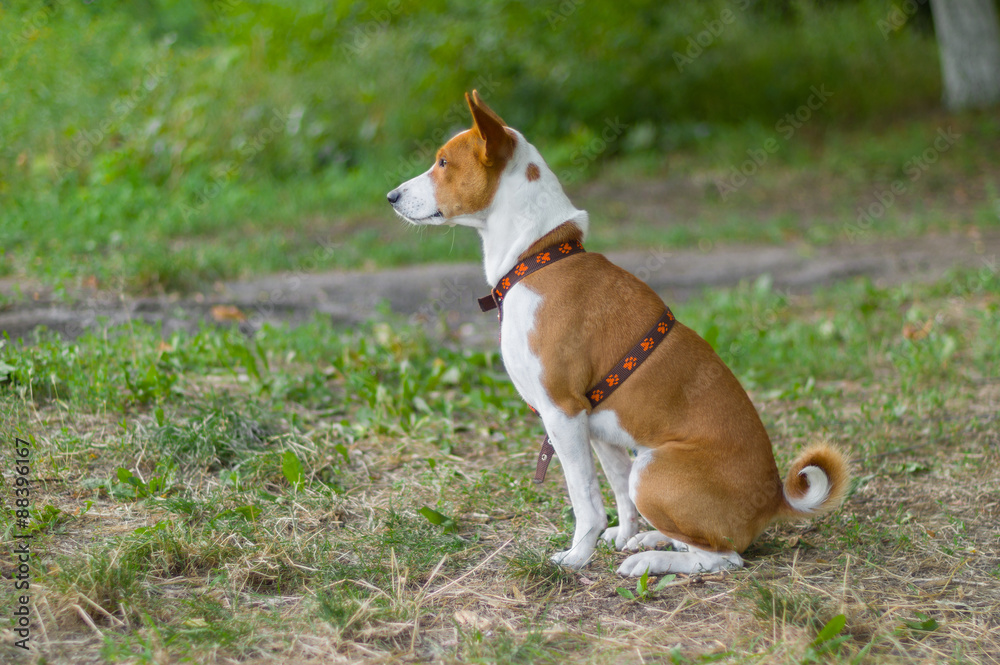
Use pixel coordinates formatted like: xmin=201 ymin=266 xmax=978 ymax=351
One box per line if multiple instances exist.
xmin=387 ymin=91 xmax=848 ymax=576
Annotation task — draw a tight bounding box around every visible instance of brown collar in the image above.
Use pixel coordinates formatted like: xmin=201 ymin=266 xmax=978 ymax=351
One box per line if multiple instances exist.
xmin=478 ymin=238 xmax=585 ymax=314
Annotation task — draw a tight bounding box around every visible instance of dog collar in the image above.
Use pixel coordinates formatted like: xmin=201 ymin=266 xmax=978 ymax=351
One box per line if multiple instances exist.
xmin=477 ymin=239 xmax=677 ymax=484
xmin=478 ymin=239 xmax=586 ymax=314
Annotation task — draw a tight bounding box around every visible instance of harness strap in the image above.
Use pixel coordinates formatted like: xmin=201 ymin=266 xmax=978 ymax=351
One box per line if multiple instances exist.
xmin=478 ymin=241 xmax=677 ymax=483
xmin=586 ymin=308 xmax=676 ymax=408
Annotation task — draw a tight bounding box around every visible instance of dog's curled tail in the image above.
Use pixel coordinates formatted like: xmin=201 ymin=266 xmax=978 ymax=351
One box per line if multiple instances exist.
xmin=778 ymin=443 xmax=850 ymax=517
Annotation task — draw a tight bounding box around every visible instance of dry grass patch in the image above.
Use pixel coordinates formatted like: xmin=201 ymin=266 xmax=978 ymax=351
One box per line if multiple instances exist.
xmin=2 ymin=271 xmax=999 ymax=662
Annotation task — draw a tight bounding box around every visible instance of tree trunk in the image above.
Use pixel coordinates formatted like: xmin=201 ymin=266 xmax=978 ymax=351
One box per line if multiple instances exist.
xmin=929 ymin=0 xmax=1000 ymax=110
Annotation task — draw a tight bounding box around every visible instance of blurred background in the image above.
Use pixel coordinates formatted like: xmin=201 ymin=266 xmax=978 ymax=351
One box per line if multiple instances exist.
xmin=1 ymin=0 xmax=998 ymax=295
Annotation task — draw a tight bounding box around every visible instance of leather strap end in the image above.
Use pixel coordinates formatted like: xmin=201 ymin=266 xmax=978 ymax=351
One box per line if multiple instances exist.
xmin=533 ymin=436 xmax=556 ymax=484
xmin=478 ymin=294 xmax=498 ymax=312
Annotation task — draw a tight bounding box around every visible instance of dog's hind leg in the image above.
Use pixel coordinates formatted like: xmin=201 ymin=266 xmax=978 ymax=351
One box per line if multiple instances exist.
xmin=592 ymin=440 xmax=639 ymax=550
xmin=617 ymin=546 xmax=743 ymax=577
xmin=624 ymin=530 xmax=690 ymax=552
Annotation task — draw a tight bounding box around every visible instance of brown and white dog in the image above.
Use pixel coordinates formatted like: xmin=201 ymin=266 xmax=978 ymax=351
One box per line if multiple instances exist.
xmin=387 ymin=91 xmax=848 ymax=576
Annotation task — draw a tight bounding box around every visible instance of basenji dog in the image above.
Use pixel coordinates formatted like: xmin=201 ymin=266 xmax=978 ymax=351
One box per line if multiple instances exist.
xmin=387 ymin=91 xmax=849 ymax=576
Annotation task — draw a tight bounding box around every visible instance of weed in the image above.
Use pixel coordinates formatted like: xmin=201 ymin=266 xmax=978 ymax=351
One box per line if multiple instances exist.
xmin=802 ymin=614 xmax=850 ymax=662
xmin=615 ymin=568 xmax=677 ymax=601
xmin=743 ymin=580 xmax=830 ymax=632
xmin=505 ymin=547 xmax=577 ymax=595
xmin=148 ymin=401 xmax=274 ymax=471
xmin=7 ymin=268 xmax=1000 ymax=662
xmin=458 ymin=624 xmax=586 ymax=665
xmin=418 ymin=505 xmax=459 ymax=535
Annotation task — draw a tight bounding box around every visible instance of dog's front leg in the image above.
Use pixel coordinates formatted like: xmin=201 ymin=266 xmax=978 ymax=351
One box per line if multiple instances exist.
xmin=543 ymin=410 xmax=606 ymax=569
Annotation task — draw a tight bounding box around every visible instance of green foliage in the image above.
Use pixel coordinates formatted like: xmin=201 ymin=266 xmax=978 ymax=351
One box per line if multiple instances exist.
xmin=316 ymin=583 xmax=402 ymax=635
xmin=0 ymin=0 xmax=948 ymax=292
xmin=115 ymin=467 xmax=171 ymax=500
xmin=149 ymin=402 xmax=274 ymax=470
xmin=616 ymin=568 xmax=676 ymax=601
xmin=458 ymin=624 xmax=586 ymax=665
xmin=281 ymin=449 xmax=304 ymax=491
xmin=26 ymin=504 xmax=71 ymax=535
xmin=418 ymin=505 xmax=459 ymax=534
xmin=803 ymin=614 xmax=850 ymax=662
xmin=505 ymin=547 xmax=577 ymax=594
xmin=900 ymin=612 xmax=940 ymax=633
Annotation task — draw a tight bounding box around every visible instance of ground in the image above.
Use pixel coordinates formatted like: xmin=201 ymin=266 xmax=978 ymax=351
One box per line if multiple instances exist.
xmin=1 ymin=167 xmax=1000 ymax=663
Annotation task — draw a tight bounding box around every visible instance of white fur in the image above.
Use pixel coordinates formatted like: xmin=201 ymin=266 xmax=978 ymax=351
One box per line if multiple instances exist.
xmin=388 ymin=164 xmax=444 ymax=224
xmin=500 ymin=284 xmax=605 ymax=568
xmin=624 ymin=530 xmax=689 ymax=551
xmin=628 ymin=445 xmax=655 ymax=508
xmin=617 ymin=547 xmax=743 ymax=577
xmin=475 ymin=129 xmax=588 ymax=285
xmin=785 ymin=465 xmax=830 ymax=513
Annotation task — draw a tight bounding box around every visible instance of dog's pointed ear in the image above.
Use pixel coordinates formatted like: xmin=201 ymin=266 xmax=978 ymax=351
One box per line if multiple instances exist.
xmin=466 ymin=90 xmax=513 ymax=166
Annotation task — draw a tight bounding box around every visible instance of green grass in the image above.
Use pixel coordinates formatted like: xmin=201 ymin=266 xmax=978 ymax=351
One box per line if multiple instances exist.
xmin=5 ymin=1 xmax=988 ymax=295
xmin=2 ymin=267 xmax=999 ymax=662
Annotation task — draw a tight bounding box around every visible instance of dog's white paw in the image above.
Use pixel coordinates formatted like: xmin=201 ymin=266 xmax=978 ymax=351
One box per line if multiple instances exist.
xmin=617 ymin=549 xmax=744 ymax=577
xmin=617 ymin=551 xmax=666 ymax=577
xmin=550 ymin=548 xmax=591 ymax=570
xmin=600 ymin=525 xmax=639 ymax=551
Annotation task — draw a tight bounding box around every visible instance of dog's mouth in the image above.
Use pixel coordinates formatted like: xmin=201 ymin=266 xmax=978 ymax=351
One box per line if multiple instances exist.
xmin=395 ymin=209 xmax=445 ymax=224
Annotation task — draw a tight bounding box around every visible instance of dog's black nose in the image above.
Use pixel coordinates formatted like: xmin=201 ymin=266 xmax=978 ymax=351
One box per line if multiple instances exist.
xmin=387 ymin=189 xmax=401 ymax=204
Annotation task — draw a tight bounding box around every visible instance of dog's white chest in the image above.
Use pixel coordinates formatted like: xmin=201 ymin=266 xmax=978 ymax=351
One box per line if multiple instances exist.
xmin=498 ymin=285 xmax=552 ymax=412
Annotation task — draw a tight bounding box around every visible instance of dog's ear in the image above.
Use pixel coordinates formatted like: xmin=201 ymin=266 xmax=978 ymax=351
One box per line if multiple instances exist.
xmin=466 ymin=90 xmax=513 ymax=166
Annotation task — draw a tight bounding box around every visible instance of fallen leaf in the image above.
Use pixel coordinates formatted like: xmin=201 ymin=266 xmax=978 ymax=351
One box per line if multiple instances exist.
xmin=453 ymin=610 xmax=490 ymax=630
xmin=211 ymin=305 xmax=246 ymax=322
xmin=903 ymin=319 xmax=932 ymax=341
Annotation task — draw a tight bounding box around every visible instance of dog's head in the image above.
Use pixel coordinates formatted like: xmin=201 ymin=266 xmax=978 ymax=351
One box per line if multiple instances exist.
xmin=387 ymin=90 xmax=517 ymax=228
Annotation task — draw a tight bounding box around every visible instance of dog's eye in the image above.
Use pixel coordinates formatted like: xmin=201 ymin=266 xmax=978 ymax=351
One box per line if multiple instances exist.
xmin=438 ymin=158 xmax=447 ymax=168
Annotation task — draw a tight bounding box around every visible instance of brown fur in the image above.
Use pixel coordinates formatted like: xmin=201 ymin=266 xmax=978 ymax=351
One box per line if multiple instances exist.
xmin=430 ymin=92 xmax=517 ymax=218
xmin=520 ymin=223 xmax=849 ymax=553
xmin=526 ymin=163 xmax=541 ymax=181
xmin=778 ymin=443 xmax=850 ymax=518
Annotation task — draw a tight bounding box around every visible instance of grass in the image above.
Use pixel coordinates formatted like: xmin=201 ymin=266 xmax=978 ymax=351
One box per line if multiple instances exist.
xmin=2 ymin=110 xmax=998 ymax=297
xmin=2 ymin=265 xmax=999 ymax=662
xmin=7 ymin=1 xmax=996 ymax=296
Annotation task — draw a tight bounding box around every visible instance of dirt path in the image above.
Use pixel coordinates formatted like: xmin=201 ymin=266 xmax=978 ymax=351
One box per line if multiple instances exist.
xmin=2 ymin=231 xmax=998 ymax=341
